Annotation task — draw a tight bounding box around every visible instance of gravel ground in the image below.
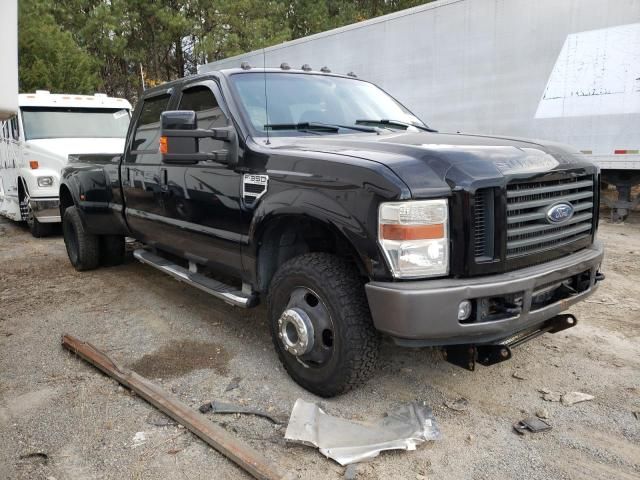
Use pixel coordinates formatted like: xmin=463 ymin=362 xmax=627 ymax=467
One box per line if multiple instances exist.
xmin=0 ymin=211 xmax=639 ymax=480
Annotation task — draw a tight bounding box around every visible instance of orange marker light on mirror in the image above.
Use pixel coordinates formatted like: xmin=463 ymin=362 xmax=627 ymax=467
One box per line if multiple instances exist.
xmin=159 ymin=136 xmax=168 ymax=154
xmin=29 ymin=160 xmax=39 ymax=169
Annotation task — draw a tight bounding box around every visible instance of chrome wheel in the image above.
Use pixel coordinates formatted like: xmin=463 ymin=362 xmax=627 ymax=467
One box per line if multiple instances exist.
xmin=20 ymin=192 xmax=34 ymax=227
xmin=278 ymin=287 xmax=335 ymax=368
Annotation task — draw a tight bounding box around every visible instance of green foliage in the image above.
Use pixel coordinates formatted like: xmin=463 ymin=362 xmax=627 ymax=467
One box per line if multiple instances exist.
xmin=18 ymin=0 xmax=100 ymax=94
xmin=18 ymin=0 xmax=434 ymax=100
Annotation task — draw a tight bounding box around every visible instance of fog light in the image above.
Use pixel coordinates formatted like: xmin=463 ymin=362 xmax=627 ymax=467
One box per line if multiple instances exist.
xmin=457 ymin=300 xmax=472 ymax=321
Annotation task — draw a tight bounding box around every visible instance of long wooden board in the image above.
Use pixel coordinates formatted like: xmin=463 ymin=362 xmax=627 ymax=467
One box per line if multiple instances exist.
xmin=62 ymin=334 xmax=293 ymax=480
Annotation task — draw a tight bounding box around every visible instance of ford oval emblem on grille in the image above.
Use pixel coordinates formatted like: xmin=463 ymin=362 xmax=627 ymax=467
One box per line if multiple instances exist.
xmin=546 ymin=202 xmax=574 ymax=224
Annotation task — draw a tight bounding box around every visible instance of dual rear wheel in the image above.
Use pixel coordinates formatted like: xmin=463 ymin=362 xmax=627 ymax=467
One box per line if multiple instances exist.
xmin=62 ymin=206 xmax=125 ymax=270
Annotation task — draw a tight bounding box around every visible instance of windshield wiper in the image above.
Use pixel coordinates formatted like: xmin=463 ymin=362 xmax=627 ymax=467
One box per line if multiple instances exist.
xmin=355 ymin=119 xmax=437 ymax=132
xmin=264 ymin=122 xmax=377 ymax=133
xmin=264 ymin=122 xmax=340 ymax=132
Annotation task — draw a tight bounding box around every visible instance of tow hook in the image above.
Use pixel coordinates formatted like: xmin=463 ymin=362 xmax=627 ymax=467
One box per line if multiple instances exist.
xmin=595 ymin=271 xmax=605 ymax=283
xmin=443 ymin=313 xmax=578 ymax=371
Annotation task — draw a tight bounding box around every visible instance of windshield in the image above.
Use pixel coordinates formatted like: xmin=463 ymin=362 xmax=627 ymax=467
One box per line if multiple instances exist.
xmin=229 ymin=72 xmax=426 ymax=136
xmin=21 ymin=107 xmax=130 ymax=140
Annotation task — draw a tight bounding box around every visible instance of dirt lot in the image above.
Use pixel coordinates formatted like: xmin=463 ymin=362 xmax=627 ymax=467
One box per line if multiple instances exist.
xmin=1 ymin=212 xmax=639 ymax=480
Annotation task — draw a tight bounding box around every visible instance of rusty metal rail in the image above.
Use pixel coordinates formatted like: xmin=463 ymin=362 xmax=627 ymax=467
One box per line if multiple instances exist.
xmin=61 ymin=334 xmax=293 ymax=480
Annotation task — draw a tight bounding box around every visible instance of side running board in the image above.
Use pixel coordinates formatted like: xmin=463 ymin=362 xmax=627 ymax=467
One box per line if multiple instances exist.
xmin=133 ymin=249 xmax=258 ymax=308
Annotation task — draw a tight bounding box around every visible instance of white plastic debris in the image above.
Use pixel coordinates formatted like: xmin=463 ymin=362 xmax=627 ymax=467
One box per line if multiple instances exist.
xmin=284 ymin=399 xmax=441 ymax=465
xmin=132 ymin=431 xmax=147 ymax=447
xmin=561 ymin=391 xmax=594 ymax=406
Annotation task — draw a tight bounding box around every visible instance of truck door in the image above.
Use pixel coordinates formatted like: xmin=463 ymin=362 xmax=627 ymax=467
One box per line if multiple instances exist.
xmin=121 ymin=92 xmax=172 ymax=242
xmin=159 ymin=81 xmax=244 ymax=276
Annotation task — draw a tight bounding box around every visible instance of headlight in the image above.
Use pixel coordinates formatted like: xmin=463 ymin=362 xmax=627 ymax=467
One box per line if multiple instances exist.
xmin=37 ymin=176 xmax=54 ymax=187
xmin=378 ymin=199 xmax=449 ymax=278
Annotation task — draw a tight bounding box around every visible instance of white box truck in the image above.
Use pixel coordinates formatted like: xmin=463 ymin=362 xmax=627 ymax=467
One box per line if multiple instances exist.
xmin=200 ymin=0 xmax=640 ymax=220
xmin=0 ymin=92 xmax=131 ymax=236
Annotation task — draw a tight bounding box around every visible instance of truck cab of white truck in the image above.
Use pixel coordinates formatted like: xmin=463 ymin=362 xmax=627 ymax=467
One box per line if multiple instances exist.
xmin=0 ymin=90 xmax=131 ymax=236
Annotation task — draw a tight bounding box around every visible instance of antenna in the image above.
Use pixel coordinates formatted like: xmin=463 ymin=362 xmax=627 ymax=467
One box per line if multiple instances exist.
xmin=263 ymin=49 xmax=270 ymax=145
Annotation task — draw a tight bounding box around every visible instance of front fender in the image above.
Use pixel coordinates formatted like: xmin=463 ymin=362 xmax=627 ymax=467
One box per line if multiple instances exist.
xmin=19 ymin=168 xmax=59 ymax=199
xmin=247 ymin=183 xmax=398 ymax=281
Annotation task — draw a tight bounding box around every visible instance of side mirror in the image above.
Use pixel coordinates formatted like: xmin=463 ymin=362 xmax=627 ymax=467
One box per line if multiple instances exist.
xmin=160 ymin=110 xmax=237 ymax=165
xmin=161 ymin=110 xmax=197 ymax=131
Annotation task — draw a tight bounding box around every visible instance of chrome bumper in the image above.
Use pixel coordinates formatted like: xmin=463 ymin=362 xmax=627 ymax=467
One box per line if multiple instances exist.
xmin=365 ymin=241 xmax=604 ymax=346
xmin=31 ymin=198 xmax=61 ymax=223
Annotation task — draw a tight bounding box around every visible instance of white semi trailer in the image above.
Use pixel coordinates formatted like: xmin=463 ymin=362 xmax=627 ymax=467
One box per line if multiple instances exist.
xmin=0 ymin=0 xmax=18 ymax=120
xmin=200 ymin=0 xmax=640 ymax=219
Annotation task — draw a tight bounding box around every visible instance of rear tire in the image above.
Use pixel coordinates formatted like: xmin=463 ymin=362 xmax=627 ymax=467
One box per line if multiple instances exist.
xmin=63 ymin=206 xmax=100 ymax=271
xmin=267 ymin=253 xmax=380 ymax=397
xmin=100 ymin=235 xmax=125 ymax=266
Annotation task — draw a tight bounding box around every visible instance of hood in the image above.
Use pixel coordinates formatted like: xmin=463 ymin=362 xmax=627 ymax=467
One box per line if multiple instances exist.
xmin=266 ymin=131 xmax=595 ymax=197
xmin=27 ymin=137 xmax=126 ymax=158
xmin=25 ymin=138 xmax=125 ymax=169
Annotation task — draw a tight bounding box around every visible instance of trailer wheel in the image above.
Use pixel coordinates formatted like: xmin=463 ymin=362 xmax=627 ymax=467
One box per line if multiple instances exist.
xmin=63 ymin=206 xmax=100 ymax=271
xmin=267 ymin=253 xmax=379 ymax=397
xmin=100 ymin=235 xmax=125 ymax=266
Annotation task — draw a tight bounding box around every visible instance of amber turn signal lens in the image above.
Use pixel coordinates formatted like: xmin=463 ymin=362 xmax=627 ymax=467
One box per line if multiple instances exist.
xmin=380 ymin=223 xmax=445 ymax=241
xmin=29 ymin=160 xmax=39 ymax=169
xmin=159 ymin=136 xmax=168 ymax=154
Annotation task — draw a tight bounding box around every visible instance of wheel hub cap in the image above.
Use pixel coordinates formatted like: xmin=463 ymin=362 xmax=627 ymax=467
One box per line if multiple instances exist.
xmin=278 ymin=308 xmax=314 ymax=357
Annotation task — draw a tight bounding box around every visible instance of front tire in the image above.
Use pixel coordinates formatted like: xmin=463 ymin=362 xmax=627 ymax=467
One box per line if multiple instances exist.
xmin=28 ymin=217 xmax=55 ymax=238
xmin=20 ymin=195 xmax=53 ymax=238
xmin=268 ymin=253 xmax=380 ymax=397
xmin=63 ymin=206 xmax=100 ymax=271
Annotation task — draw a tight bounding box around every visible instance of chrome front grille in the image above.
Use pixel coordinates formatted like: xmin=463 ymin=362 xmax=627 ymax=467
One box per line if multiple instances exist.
xmin=473 ymin=188 xmax=494 ymax=260
xmin=506 ymin=175 xmax=594 ymax=258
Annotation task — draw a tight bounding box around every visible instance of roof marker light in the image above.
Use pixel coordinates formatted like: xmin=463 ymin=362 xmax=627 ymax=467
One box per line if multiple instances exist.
xmin=301 ymin=64 xmax=312 ymax=71
xmin=280 ymin=62 xmax=291 ymax=70
xmin=320 ymin=66 xmax=331 ymax=73
xmin=240 ymin=61 xmax=251 ymax=70
xmin=347 ymin=71 xmax=357 ymax=78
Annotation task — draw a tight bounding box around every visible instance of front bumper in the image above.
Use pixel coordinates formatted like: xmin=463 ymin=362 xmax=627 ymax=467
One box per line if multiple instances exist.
xmin=30 ymin=197 xmax=61 ymax=223
xmin=365 ymin=241 xmax=604 ymax=345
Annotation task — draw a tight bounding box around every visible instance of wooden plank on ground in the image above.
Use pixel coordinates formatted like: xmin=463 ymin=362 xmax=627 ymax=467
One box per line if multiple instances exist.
xmin=61 ymin=334 xmax=293 ymax=480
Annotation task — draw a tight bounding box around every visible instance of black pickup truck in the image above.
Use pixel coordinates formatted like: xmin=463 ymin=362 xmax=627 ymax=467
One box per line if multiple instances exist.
xmin=60 ymin=67 xmax=604 ymax=396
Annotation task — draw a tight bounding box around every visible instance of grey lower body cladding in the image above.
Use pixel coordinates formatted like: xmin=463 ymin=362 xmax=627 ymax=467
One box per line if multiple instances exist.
xmin=365 ymin=240 xmax=604 ymax=346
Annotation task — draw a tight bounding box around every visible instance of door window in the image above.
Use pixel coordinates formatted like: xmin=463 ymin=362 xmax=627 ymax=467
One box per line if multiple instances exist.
xmin=178 ymin=85 xmax=228 ymax=154
xmin=126 ymin=94 xmax=171 ymax=164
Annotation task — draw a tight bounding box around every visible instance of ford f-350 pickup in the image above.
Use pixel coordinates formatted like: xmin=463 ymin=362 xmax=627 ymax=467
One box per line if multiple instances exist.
xmin=59 ymin=67 xmax=604 ymax=396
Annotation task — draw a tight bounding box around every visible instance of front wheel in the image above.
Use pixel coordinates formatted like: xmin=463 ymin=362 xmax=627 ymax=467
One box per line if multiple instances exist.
xmin=267 ymin=253 xmax=380 ymax=397
xmin=20 ymin=195 xmax=53 ymax=238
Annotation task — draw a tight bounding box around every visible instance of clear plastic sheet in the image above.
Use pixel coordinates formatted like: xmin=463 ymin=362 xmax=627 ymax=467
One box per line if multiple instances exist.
xmin=284 ymin=399 xmax=441 ymax=465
